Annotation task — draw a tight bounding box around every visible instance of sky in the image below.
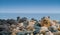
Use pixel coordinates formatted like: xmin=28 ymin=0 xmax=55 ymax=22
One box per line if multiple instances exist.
xmin=0 ymin=0 xmax=60 ymax=13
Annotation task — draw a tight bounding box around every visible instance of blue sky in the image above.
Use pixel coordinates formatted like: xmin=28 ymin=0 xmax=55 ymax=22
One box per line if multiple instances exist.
xmin=0 ymin=0 xmax=60 ymax=13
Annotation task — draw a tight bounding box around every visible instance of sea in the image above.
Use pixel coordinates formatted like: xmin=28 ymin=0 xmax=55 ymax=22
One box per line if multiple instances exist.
xmin=0 ymin=13 xmax=60 ymax=21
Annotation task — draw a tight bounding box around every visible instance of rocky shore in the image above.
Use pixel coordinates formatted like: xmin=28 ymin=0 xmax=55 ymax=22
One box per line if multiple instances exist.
xmin=0 ymin=16 xmax=60 ymax=35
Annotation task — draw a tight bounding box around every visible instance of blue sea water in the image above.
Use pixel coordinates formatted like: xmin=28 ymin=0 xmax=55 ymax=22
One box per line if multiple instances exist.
xmin=0 ymin=13 xmax=60 ymax=20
